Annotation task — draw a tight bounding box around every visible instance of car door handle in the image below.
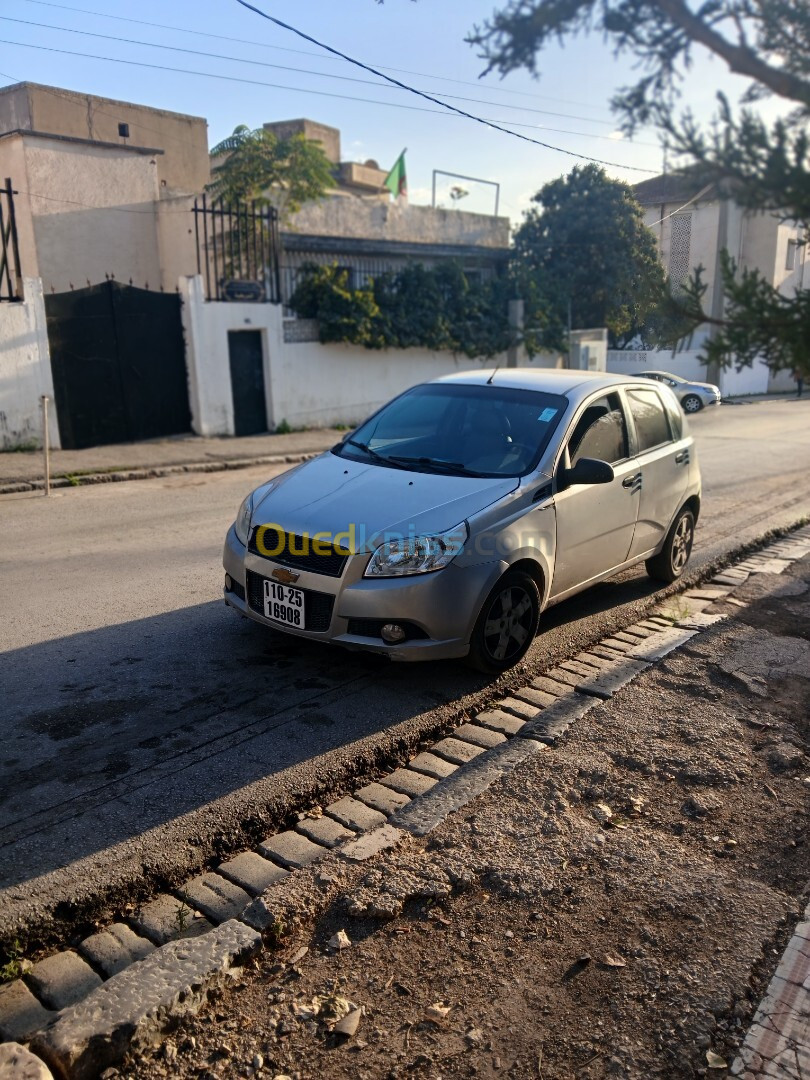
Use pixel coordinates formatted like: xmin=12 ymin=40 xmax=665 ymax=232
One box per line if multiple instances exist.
xmin=675 ymin=450 xmax=689 ymax=465
xmin=622 ymin=473 xmax=642 ymax=489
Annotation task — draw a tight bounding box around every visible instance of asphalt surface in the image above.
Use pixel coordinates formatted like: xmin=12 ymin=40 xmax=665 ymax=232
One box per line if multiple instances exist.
xmin=1 ymin=397 xmax=808 ymax=943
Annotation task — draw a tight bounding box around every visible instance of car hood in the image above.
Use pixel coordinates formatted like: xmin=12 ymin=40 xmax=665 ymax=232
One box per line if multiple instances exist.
xmin=687 ymin=380 xmax=720 ymax=393
xmin=252 ymin=451 xmax=518 ymax=551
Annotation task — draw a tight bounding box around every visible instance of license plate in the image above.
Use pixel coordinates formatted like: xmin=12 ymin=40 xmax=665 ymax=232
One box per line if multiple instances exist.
xmin=262 ymin=579 xmax=306 ymax=629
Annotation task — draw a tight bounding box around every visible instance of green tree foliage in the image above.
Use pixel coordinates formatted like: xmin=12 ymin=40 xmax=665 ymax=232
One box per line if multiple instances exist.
xmin=289 ymin=262 xmax=512 ymax=357
xmin=208 ymin=125 xmax=334 ymax=221
xmin=512 ymin=164 xmax=667 ymax=351
xmin=289 ymin=266 xmax=384 ymax=347
xmin=467 ymin=0 xmax=810 ymax=373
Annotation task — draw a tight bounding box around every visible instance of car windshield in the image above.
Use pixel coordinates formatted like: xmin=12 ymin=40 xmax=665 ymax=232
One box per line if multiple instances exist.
xmin=335 ymin=383 xmax=568 ymax=478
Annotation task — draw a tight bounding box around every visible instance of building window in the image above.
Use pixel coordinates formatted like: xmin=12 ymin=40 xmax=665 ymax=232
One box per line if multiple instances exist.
xmin=668 ymin=213 xmax=692 ymax=291
xmin=786 ymin=238 xmax=802 ymax=271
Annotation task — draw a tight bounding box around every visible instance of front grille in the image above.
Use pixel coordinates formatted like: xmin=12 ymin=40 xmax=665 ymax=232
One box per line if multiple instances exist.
xmin=248 ymin=525 xmax=349 ymax=578
xmin=346 ymin=619 xmax=429 ymax=641
xmin=246 ymin=570 xmax=334 ymax=633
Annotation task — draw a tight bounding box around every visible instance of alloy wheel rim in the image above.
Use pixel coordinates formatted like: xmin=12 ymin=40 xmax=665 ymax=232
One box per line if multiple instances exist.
xmin=684 ymin=396 xmax=701 ymax=413
xmin=482 ymin=585 xmax=534 ymax=662
xmin=671 ymin=515 xmax=693 ymax=573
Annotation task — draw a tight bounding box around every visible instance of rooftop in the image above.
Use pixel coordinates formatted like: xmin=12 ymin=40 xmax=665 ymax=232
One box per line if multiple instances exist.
xmin=633 ymin=171 xmax=717 ymax=207
xmin=0 ymin=82 xmax=207 ymax=126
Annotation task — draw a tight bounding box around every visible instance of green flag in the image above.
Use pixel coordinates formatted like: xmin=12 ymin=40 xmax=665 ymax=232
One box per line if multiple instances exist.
xmin=384 ymin=150 xmax=407 ymax=198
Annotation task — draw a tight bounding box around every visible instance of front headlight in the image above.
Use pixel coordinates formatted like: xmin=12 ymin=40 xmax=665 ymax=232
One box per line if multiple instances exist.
xmin=233 ymin=493 xmax=253 ymax=546
xmin=364 ymin=523 xmax=467 ymax=578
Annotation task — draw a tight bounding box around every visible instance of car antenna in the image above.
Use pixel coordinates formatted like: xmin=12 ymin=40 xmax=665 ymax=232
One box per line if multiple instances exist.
xmin=486 ymin=362 xmax=500 ymax=385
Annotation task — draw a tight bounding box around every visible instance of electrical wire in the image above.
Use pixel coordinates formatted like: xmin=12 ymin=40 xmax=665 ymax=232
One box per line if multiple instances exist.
xmin=0 ymin=39 xmax=659 ymax=159
xmin=0 ymin=15 xmax=620 ymax=128
xmin=647 ymin=183 xmax=714 ymax=226
xmin=17 ymin=0 xmax=615 ymax=115
xmin=9 ymin=185 xmax=194 ymax=213
xmin=231 ymin=1 xmax=656 ymax=173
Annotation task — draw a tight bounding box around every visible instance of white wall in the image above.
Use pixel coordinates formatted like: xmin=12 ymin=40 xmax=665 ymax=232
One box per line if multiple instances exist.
xmin=606 ymin=348 xmax=772 ymax=396
xmin=270 ymin=336 xmax=499 ymax=430
xmin=0 ymin=277 xmax=60 ymax=449
xmin=182 ymin=274 xmax=523 ymax=434
xmin=180 ymin=274 xmax=273 ymax=436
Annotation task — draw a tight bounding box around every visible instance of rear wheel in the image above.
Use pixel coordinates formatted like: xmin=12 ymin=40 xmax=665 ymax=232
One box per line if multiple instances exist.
xmin=467 ymin=570 xmax=540 ymax=674
xmin=646 ymin=508 xmax=695 ymax=583
xmin=682 ymin=394 xmax=703 ymax=413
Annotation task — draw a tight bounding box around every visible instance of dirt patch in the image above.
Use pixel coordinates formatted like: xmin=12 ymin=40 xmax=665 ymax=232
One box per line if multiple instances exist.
xmin=122 ymin=570 xmax=810 ymax=1080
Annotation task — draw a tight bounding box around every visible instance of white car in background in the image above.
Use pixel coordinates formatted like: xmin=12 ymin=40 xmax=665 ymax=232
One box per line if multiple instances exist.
xmin=633 ymin=370 xmax=721 ymax=413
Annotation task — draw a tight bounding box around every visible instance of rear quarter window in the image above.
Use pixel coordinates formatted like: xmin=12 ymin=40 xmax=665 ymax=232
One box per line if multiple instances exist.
xmin=661 ymin=387 xmax=684 ymax=439
xmin=627 ymin=388 xmax=673 ymax=452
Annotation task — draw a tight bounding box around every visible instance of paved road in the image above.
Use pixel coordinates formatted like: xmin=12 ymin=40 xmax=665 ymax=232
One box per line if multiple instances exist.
xmin=1 ymin=398 xmax=808 ymax=939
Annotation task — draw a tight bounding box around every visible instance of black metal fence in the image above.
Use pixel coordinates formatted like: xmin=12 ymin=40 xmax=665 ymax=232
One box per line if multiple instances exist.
xmin=192 ymin=195 xmax=281 ymax=303
xmin=0 ymin=178 xmax=22 ymax=302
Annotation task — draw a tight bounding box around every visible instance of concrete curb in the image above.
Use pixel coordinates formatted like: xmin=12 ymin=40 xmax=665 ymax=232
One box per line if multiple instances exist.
xmin=31 ymin=921 xmax=260 ymax=1080
xmin=0 ymin=452 xmax=323 ymax=496
xmin=2 ymin=523 xmax=809 ymax=1077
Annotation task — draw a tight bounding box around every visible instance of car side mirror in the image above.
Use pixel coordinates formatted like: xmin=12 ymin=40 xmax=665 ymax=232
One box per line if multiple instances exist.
xmin=557 ymin=457 xmax=615 ymax=492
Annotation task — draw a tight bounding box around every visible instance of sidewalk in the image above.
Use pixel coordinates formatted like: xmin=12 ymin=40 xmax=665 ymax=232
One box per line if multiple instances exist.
xmin=115 ymin=542 xmax=808 ymax=1080
xmin=0 ymin=429 xmax=340 ymax=492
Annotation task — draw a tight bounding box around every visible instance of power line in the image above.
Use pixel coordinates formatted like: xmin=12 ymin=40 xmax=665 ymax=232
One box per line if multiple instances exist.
xmin=0 ymin=39 xmax=658 ymax=159
xmin=17 ymin=0 xmax=614 ymax=116
xmin=11 ymin=186 xmax=192 ymax=213
xmin=0 ymin=14 xmax=619 ymax=128
xmin=0 ymin=60 xmax=654 ymax=170
xmin=231 ymin=1 xmax=656 ymax=173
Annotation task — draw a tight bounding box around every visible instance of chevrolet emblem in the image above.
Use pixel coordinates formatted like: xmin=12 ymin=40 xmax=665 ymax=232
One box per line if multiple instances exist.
xmin=271 ymin=567 xmax=300 ymax=585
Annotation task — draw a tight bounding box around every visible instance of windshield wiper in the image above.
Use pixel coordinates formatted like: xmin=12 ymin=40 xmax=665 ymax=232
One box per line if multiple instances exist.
xmin=388 ymin=455 xmax=480 ymax=477
xmin=344 ymin=439 xmax=409 ymax=469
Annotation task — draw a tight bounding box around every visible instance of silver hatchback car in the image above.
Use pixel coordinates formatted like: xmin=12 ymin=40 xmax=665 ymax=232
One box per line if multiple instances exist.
xmin=633 ymin=370 xmax=721 ymax=413
xmin=223 ymin=370 xmax=701 ymax=673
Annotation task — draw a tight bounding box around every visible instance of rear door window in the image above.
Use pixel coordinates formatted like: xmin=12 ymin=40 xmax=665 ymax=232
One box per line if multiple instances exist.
xmin=627 ymin=388 xmax=672 ymax=452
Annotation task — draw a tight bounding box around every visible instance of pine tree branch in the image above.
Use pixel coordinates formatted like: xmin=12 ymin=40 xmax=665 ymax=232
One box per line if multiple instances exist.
xmin=653 ymin=0 xmax=810 ymax=106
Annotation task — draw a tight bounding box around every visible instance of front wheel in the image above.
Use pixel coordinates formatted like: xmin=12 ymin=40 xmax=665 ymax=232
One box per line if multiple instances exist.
xmin=646 ymin=508 xmax=695 ymax=583
xmin=682 ymin=394 xmax=703 ymax=413
xmin=466 ymin=570 xmax=541 ymax=674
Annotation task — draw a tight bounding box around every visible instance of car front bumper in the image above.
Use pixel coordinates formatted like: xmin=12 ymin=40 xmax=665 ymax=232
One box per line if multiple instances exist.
xmin=222 ymin=525 xmax=505 ymax=662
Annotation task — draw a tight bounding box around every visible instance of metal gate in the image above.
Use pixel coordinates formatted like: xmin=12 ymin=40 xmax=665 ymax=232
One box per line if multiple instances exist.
xmin=45 ymin=281 xmax=191 ymax=450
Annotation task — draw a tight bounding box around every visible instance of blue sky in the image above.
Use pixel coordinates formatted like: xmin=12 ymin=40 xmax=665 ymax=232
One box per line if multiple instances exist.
xmin=1 ymin=0 xmax=769 ymax=222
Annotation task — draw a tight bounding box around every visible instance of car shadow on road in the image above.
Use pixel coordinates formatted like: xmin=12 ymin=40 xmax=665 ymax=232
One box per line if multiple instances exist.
xmin=0 ymin=568 xmax=662 ymax=900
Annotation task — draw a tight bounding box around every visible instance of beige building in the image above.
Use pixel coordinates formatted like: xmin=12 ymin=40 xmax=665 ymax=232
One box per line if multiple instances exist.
xmin=613 ymin=172 xmax=803 ymax=394
xmin=1 ymin=91 xmax=512 ymax=449
xmin=262 ymin=119 xmax=510 ymax=339
xmin=0 ymin=82 xmax=209 ymax=295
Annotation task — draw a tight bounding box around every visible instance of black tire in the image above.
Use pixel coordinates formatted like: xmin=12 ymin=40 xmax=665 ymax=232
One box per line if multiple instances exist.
xmin=467 ymin=570 xmax=541 ymax=674
xmin=682 ymin=394 xmax=703 ymax=414
xmin=646 ymin=508 xmax=695 ymax=583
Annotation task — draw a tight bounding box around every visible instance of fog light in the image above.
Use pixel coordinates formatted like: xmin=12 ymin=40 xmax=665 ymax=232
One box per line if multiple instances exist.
xmin=225 ymin=574 xmax=233 ymax=591
xmin=381 ymin=623 xmax=406 ymax=644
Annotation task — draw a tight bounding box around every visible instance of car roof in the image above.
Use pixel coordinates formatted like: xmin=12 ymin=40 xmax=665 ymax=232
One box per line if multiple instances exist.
xmin=434 ymin=367 xmax=652 ymax=405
